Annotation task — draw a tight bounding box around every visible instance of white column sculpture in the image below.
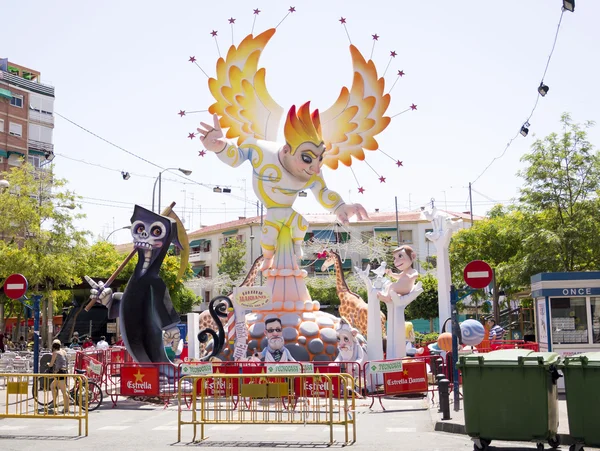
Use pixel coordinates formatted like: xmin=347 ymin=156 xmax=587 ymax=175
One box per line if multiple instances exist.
xmin=423 ymin=207 xmax=462 ymax=333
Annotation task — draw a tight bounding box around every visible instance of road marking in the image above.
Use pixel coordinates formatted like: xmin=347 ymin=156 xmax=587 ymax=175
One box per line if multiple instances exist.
xmin=208 ymin=425 xmax=240 ymax=431
xmin=266 ymin=426 xmax=297 ymax=432
xmin=386 ymin=427 xmax=417 ymax=433
xmin=322 ymin=426 xmax=352 ymax=432
xmin=47 ymin=425 xmax=77 ymax=431
xmin=152 ymin=426 xmax=178 ymax=431
xmin=97 ymin=425 xmax=131 ymax=431
xmin=0 ymin=425 xmax=27 ymax=430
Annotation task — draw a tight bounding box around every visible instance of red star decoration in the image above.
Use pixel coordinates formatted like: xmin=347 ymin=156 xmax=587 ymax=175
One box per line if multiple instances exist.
xmin=188 ymin=132 xmax=196 ymax=140
xmin=178 ymin=110 xmax=186 ymax=117
xmin=188 ymin=56 xmax=196 ymax=63
xmin=210 ymin=30 xmax=218 ymax=37
xmin=288 ymin=6 xmax=296 ymax=13
xmin=253 ymin=8 xmax=261 ymax=15
xmin=390 ymin=50 xmax=397 ymax=57
xmin=396 ymin=160 xmax=403 ymax=167
xmin=198 ymin=150 xmax=206 ymax=157
xmin=339 ymin=17 xmax=346 ymax=24
xmin=372 ymin=34 xmax=379 ymax=40
xmin=317 ymin=251 xmax=328 ymax=259
xmin=358 ymin=187 xmax=365 ymax=194
xmin=379 ymin=176 xmax=386 ymax=183
xmin=228 ymin=17 xmax=236 ymax=24
xmin=410 ymin=103 xmax=417 ymax=110
xmin=397 ymin=70 xmax=405 ymax=77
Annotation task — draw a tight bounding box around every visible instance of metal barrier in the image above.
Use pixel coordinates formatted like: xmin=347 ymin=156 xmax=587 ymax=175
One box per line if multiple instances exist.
xmin=0 ymin=372 xmax=89 ymax=436
xmin=177 ymin=373 xmax=356 ymax=445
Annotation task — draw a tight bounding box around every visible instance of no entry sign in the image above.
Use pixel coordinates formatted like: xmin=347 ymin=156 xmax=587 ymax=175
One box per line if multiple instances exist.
xmin=463 ymin=260 xmax=493 ymax=289
xmin=3 ymin=273 xmax=28 ymax=299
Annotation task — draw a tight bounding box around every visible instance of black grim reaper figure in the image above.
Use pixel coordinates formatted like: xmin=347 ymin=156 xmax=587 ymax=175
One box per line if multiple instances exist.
xmin=84 ymin=203 xmax=189 ymax=365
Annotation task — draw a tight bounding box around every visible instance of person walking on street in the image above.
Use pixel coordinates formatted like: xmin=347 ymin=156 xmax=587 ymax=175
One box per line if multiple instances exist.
xmin=487 ymin=318 xmax=505 ymax=342
xmin=47 ymin=340 xmax=70 ymax=414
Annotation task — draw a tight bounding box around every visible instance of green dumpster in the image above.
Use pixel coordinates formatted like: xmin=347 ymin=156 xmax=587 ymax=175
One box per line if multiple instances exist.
xmin=559 ymin=352 xmax=600 ymax=451
xmin=459 ymin=349 xmax=561 ymax=451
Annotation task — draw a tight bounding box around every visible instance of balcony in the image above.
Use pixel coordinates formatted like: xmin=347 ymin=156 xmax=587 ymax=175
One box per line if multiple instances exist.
xmin=29 ymin=109 xmax=54 ymax=126
xmin=28 ymin=139 xmax=54 ymax=153
xmin=0 ymin=70 xmax=55 ymax=97
xmin=189 ymin=250 xmax=211 ymax=263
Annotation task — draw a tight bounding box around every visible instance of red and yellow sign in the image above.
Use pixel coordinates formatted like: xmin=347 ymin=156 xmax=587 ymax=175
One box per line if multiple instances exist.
xmin=121 ymin=366 xmax=159 ymax=396
xmin=383 ymin=360 xmax=428 ymax=395
xmin=197 ymin=365 xmax=240 ymax=396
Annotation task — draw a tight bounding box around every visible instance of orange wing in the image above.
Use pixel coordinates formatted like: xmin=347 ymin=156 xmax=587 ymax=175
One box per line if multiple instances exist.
xmin=208 ymin=29 xmax=284 ymax=144
xmin=321 ymin=45 xmax=391 ymax=169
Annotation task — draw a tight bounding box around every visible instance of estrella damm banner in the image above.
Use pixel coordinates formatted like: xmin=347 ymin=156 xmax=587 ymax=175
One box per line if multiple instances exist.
xmin=120 ymin=366 xmax=159 ymax=396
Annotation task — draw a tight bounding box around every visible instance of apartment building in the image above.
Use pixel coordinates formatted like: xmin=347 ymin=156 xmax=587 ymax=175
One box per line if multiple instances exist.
xmin=183 ymin=210 xmax=474 ymax=301
xmin=0 ymin=59 xmax=55 ymax=174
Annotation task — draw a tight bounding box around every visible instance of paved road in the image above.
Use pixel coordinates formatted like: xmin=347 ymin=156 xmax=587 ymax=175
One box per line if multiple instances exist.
xmin=0 ymin=395 xmax=595 ymax=451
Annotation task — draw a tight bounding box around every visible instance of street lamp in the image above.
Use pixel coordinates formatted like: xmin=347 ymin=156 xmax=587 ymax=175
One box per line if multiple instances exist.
xmin=105 ymin=225 xmax=132 ymax=242
xmin=152 ymin=168 xmax=193 ymax=213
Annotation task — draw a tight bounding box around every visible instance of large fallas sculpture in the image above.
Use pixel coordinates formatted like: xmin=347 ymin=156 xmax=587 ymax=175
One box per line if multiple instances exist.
xmin=195 ymin=22 xmax=396 ymax=362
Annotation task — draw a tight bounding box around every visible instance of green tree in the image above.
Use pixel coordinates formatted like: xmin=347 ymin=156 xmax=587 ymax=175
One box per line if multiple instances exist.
xmin=0 ymin=163 xmax=87 ymax=344
xmin=305 ymin=274 xmax=339 ymax=310
xmin=518 ymin=113 xmax=600 ymax=272
xmin=406 ymin=272 xmax=439 ymax=332
xmin=449 ymin=205 xmax=526 ymax=321
xmin=217 ymin=238 xmax=247 ymax=281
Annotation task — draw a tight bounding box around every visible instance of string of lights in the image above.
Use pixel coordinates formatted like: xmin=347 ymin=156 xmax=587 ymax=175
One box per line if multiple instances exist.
xmin=471 ymin=3 xmax=573 ymax=185
xmin=54 ymin=113 xmax=259 ymax=207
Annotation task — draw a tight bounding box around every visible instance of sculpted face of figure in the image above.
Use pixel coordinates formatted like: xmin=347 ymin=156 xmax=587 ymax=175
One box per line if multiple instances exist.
xmin=279 ymin=142 xmax=326 ymax=182
xmin=265 ymin=318 xmax=284 ymax=350
xmin=337 ymin=329 xmax=356 ymax=361
xmin=393 ymin=247 xmax=413 ymax=272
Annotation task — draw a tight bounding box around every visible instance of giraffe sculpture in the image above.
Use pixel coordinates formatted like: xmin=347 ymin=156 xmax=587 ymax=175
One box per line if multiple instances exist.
xmin=320 ymin=250 xmax=386 ymax=338
xmin=198 ymin=255 xmax=265 ymax=339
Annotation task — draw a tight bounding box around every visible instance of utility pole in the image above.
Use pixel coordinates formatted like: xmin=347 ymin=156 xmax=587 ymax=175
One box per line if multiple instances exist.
xmin=260 ymin=203 xmax=264 ymax=285
xmin=190 ymin=192 xmax=195 ymax=230
xmin=468 ymin=182 xmax=474 ymax=225
xmin=395 ymin=196 xmax=400 ymax=244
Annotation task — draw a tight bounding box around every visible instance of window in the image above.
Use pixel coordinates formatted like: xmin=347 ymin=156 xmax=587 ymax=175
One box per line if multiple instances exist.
xmin=28 ymin=123 xmax=53 ymax=143
xmin=0 ymin=119 xmax=3 ymax=132
xmin=550 ymin=297 xmax=589 ymax=344
xmin=9 ymin=122 xmax=22 ymax=137
xmin=591 ymin=297 xmax=600 ymax=344
xmin=10 ymin=95 xmax=23 ymax=108
xmin=361 ymin=231 xmax=373 ymax=243
xmin=400 ymin=230 xmax=413 ymax=244
xmin=28 ymin=155 xmax=41 ymax=168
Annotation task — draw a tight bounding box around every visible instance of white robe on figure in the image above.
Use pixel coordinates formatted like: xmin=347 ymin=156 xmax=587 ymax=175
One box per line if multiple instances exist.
xmin=385 ymin=282 xmax=423 ymax=360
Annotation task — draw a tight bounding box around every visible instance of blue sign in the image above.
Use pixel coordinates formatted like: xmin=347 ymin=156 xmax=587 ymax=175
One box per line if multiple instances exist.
xmin=532 ymin=287 xmax=600 ymax=298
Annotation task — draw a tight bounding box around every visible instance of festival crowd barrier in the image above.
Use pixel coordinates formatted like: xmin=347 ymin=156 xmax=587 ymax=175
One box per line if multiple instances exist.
xmin=177 ymin=372 xmax=356 ymax=445
xmin=0 ymin=372 xmax=89 ymax=436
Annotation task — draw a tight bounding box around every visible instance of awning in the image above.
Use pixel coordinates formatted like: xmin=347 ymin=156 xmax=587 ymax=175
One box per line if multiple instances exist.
xmin=222 ymin=229 xmax=238 ymax=236
xmin=189 ymin=239 xmax=205 ymax=247
xmin=0 ymin=88 xmax=12 ymax=99
xmin=192 ymin=265 xmax=205 ymax=275
xmin=374 ymin=227 xmax=397 ymax=232
xmin=28 ymin=149 xmax=46 ymax=156
xmin=312 ymin=230 xmax=334 ymax=242
xmin=0 ymin=149 xmax=7 ymax=157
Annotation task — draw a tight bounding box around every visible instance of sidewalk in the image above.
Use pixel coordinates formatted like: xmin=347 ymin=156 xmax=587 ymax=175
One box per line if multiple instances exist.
xmin=430 ymin=395 xmax=576 ymax=446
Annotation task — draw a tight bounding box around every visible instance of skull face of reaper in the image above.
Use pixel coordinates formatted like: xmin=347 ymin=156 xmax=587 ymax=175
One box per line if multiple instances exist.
xmin=129 ymin=205 xmax=173 ymax=275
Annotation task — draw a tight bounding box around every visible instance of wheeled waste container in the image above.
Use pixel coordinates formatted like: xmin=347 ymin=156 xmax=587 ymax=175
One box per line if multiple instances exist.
xmin=459 ymin=349 xmax=561 ymax=451
xmin=559 ymin=352 xmax=600 ymax=451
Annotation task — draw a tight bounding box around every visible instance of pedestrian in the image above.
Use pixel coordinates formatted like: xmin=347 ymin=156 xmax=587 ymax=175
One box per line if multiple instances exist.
xmin=487 ymin=318 xmax=505 ymax=342
xmin=47 ymin=340 xmax=69 ymax=414
xmin=96 ymin=335 xmax=109 ymax=350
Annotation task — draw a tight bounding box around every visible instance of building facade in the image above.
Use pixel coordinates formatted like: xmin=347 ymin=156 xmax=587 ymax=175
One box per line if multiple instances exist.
xmin=183 ymin=210 xmax=474 ymax=302
xmin=0 ymin=59 xmax=55 ymax=174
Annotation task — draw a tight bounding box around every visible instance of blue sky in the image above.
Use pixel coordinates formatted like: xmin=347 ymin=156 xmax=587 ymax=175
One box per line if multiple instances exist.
xmin=4 ymin=0 xmax=599 ymax=244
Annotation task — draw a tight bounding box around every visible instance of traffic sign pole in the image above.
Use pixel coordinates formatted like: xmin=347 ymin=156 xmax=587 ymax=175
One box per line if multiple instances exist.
xmin=32 ymin=295 xmax=41 ymax=374
xmin=451 ymin=285 xmax=460 ymax=411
